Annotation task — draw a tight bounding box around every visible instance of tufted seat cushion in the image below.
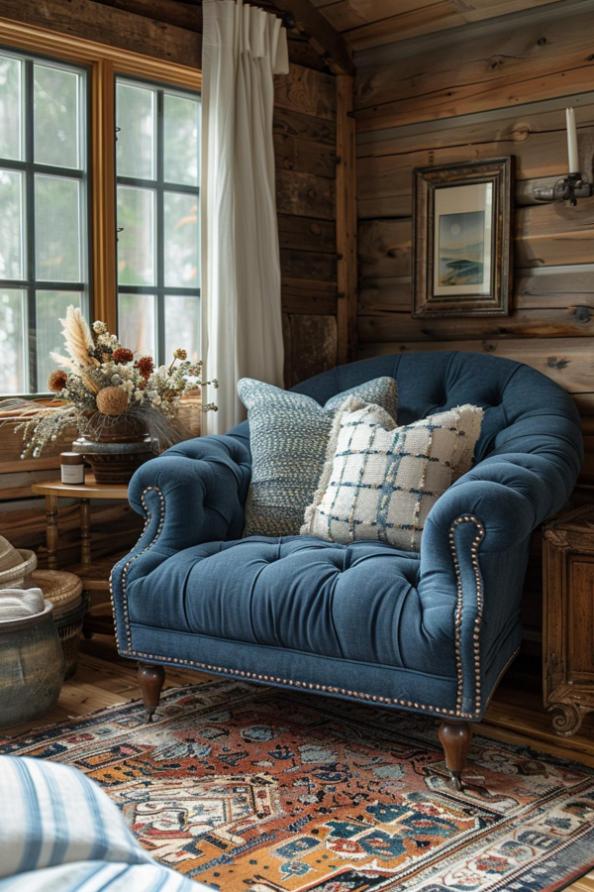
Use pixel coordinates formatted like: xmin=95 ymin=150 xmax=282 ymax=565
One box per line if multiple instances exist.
xmin=125 ymin=536 xmax=454 ymax=675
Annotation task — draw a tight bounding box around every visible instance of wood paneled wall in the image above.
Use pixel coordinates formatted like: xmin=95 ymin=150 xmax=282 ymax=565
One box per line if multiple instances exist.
xmin=354 ymin=0 xmax=594 ymax=485
xmin=311 ymin=0 xmax=563 ymax=52
xmin=275 ymin=62 xmax=340 ymax=385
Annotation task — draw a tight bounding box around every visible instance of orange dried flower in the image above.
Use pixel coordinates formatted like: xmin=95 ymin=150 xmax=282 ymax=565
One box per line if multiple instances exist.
xmin=96 ymin=386 xmax=129 ymax=416
xmin=112 ymin=347 xmax=134 ymax=364
xmin=135 ymin=356 xmax=154 ymax=379
xmin=48 ymin=369 xmax=68 ymax=392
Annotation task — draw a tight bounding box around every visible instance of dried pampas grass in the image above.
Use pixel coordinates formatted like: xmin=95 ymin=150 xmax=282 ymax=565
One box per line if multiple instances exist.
xmin=51 ymin=306 xmax=98 ymax=373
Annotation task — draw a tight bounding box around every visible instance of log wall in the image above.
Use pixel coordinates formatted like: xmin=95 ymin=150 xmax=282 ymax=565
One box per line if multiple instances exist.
xmin=355 ymin=0 xmax=594 ymax=485
xmin=275 ymin=60 xmax=340 ymax=385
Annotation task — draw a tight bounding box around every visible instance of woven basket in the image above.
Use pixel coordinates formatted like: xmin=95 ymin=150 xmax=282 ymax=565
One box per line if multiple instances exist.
xmin=0 ymin=600 xmax=64 ymax=726
xmin=30 ymin=570 xmax=85 ymax=678
xmin=0 ymin=549 xmax=37 ymax=590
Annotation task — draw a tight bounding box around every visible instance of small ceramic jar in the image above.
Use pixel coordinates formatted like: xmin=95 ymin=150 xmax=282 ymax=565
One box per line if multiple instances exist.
xmin=60 ymin=452 xmax=85 ymax=485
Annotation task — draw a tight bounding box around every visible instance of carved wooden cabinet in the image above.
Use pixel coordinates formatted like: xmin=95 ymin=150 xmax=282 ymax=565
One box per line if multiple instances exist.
xmin=543 ymin=505 xmax=594 ymax=736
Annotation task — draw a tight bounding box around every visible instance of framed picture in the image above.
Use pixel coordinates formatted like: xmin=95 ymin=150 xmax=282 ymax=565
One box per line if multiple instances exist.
xmin=412 ymin=157 xmax=513 ymax=317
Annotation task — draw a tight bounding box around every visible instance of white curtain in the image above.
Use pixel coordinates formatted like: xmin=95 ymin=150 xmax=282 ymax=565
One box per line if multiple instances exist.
xmin=201 ymin=0 xmax=289 ymax=434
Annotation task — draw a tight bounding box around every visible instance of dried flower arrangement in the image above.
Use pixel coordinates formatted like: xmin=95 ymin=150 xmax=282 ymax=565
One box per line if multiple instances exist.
xmin=14 ymin=307 xmax=217 ymax=459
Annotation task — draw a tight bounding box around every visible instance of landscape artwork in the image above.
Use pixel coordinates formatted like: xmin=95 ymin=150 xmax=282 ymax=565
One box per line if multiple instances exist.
xmin=432 ymin=181 xmax=493 ymax=298
xmin=413 ymin=158 xmax=512 ymax=317
xmin=438 ymin=210 xmax=485 ymax=287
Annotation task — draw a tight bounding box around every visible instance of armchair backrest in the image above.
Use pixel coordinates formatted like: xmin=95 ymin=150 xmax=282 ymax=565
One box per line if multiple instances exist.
xmin=291 ymin=351 xmax=582 ymax=471
xmin=227 ymin=351 xmax=583 ymax=511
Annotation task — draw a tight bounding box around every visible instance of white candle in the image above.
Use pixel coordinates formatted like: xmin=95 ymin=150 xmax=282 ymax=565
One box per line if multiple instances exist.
xmin=566 ymin=107 xmax=579 ymax=173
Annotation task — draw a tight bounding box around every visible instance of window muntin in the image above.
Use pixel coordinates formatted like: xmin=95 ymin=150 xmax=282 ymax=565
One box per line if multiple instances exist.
xmin=115 ymin=76 xmax=200 ymax=364
xmin=0 ymin=49 xmax=88 ymax=395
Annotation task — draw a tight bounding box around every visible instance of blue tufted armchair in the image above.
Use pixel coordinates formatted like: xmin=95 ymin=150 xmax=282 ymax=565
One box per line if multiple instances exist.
xmin=110 ymin=352 xmax=582 ymax=786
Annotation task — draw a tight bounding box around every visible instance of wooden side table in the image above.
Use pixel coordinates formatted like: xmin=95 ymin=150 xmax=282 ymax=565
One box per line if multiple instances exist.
xmin=32 ymin=475 xmax=129 ymax=637
xmin=543 ymin=504 xmax=594 ymax=736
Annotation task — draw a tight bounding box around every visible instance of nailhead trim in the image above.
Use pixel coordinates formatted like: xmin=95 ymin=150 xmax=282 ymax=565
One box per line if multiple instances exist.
xmin=112 ymin=646 xmax=479 ymax=718
xmin=110 ymin=491 xmax=489 ymax=721
xmin=110 ymin=485 xmax=165 ymax=651
xmin=449 ymin=514 xmax=485 ymax=714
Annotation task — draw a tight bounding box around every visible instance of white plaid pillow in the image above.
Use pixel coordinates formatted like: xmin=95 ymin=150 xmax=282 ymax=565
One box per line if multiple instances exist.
xmin=301 ymin=398 xmax=483 ymax=551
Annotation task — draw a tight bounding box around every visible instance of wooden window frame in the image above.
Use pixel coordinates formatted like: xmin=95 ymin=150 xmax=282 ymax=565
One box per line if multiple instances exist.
xmin=0 ymin=16 xmax=202 ymax=339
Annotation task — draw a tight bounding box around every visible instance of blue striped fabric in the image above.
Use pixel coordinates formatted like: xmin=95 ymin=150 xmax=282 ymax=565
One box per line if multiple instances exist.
xmin=0 ymin=861 xmax=197 ymax=892
xmin=0 ymin=861 xmax=199 ymax=891
xmin=0 ymin=757 xmax=207 ymax=892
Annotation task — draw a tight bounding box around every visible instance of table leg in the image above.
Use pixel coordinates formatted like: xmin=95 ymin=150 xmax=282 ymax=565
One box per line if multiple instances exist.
xmin=46 ymin=494 xmax=59 ymax=570
xmin=80 ymin=499 xmax=91 ymax=566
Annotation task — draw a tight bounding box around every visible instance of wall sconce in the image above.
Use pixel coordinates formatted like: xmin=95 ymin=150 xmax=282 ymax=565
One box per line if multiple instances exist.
xmin=532 ymin=108 xmax=593 ymax=206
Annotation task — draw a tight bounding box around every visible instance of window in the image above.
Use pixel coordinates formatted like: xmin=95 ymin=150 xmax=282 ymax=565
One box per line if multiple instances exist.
xmin=0 ymin=49 xmax=89 ymax=394
xmin=115 ymin=77 xmax=200 ymax=364
xmin=0 ymin=20 xmax=202 ymax=397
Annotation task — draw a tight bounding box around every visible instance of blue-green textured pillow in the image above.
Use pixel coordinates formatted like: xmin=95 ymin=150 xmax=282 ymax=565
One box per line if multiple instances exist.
xmin=238 ymin=377 xmax=398 ymax=537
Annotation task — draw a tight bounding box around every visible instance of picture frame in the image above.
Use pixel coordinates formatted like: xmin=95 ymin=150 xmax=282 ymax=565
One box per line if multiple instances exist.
xmin=412 ymin=157 xmax=513 ymax=318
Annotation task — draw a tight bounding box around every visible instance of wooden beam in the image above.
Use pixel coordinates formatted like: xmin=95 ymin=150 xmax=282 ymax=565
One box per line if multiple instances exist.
xmin=336 ymin=74 xmax=357 ymax=363
xmin=95 ymin=0 xmax=202 ymax=32
xmin=271 ymin=0 xmax=354 ymax=75
xmin=0 ymin=0 xmax=201 ymax=66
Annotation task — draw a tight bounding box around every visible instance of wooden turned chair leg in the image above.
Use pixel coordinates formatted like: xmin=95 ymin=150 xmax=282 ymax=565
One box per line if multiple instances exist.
xmin=138 ymin=663 xmax=165 ymax=722
xmin=438 ymin=721 xmax=472 ymax=790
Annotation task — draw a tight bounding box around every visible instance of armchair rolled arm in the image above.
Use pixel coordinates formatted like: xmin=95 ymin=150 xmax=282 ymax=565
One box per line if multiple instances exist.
xmin=422 ymin=449 xmax=579 ymax=563
xmin=127 ymin=434 xmax=251 ymax=555
xmin=418 ymin=448 xmax=580 ymax=716
xmin=111 ymin=435 xmax=250 ymax=656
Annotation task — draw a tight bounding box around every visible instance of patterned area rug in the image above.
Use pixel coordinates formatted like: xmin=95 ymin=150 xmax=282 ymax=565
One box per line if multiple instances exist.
xmin=2 ymin=680 xmax=594 ymax=892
